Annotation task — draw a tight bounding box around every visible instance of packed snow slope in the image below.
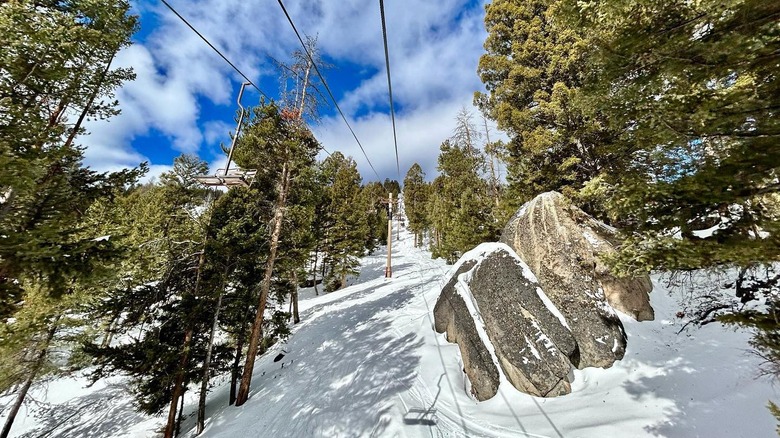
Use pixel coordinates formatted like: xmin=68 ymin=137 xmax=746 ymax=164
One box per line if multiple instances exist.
xmin=3 ymin=227 xmax=777 ymax=437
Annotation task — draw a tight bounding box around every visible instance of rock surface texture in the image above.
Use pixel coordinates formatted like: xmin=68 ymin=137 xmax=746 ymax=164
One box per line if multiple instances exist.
xmin=501 ymin=191 xmax=654 ymax=322
xmin=433 ymin=260 xmax=499 ymax=401
xmin=434 ymin=244 xmax=577 ymax=398
xmin=499 ymin=192 xmax=655 ymax=368
xmin=434 ymin=192 xmax=654 ymax=400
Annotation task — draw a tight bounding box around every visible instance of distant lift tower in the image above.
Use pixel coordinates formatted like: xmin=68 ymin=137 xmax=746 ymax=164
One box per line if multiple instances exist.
xmin=194 ymin=81 xmax=257 ymax=188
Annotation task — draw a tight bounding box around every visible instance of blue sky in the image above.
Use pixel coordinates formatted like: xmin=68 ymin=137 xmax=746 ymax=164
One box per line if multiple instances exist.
xmin=81 ymin=0 xmax=500 ymax=183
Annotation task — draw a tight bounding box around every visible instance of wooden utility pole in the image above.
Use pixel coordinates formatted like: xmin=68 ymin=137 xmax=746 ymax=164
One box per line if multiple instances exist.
xmin=385 ymin=192 xmax=393 ymax=278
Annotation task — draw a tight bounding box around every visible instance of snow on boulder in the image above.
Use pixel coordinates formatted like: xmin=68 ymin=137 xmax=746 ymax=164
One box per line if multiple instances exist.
xmin=433 ymin=259 xmax=499 ymax=401
xmin=500 ymin=191 xmax=647 ymax=368
xmin=434 ymin=243 xmax=577 ymax=399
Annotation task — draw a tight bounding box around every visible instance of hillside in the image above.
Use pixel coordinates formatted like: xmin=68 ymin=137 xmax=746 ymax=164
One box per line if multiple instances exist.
xmin=2 ymin=228 xmax=777 ymax=437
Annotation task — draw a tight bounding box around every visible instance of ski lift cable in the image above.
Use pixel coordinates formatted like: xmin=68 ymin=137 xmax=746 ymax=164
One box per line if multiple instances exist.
xmin=378 ymin=0 xmax=401 ymax=181
xmin=276 ymin=0 xmax=382 ymax=181
xmin=160 ymin=0 xmax=269 ymax=99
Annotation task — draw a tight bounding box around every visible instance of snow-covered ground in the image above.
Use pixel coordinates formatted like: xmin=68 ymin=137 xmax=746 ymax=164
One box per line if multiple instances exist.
xmin=2 ymin=227 xmax=777 ymax=437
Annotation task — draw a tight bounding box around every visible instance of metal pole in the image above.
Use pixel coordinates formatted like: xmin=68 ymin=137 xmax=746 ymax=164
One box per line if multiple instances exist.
xmin=224 ymin=81 xmax=251 ymax=173
xmin=385 ymin=192 xmax=393 ymax=278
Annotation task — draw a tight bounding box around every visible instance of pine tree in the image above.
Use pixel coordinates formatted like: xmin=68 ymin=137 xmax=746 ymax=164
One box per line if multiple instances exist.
xmin=426 ymin=141 xmax=496 ymax=263
xmin=382 ymin=179 xmax=401 ymax=197
xmin=475 ymin=0 xmax=617 ymax=216
xmin=202 ymin=187 xmax=271 ymax=406
xmin=321 ymin=153 xmax=369 ymax=291
xmin=561 ymin=0 xmax=780 ymax=421
xmin=426 ymin=175 xmax=448 ymax=258
xmin=403 ymin=163 xmax=429 ymax=247
xmin=84 ymin=157 xmax=213 ymax=438
xmin=276 ymin=164 xmax=318 ymax=324
xmin=309 ymin=165 xmax=333 ymax=295
xmin=0 ymin=2 xmax=140 ymax=436
xmin=560 ymin=0 xmax=780 ymax=274
xmin=233 ymin=102 xmax=319 ymax=406
xmin=0 ymin=0 xmax=139 ymax=318
xmin=360 ymin=181 xmax=389 ymax=253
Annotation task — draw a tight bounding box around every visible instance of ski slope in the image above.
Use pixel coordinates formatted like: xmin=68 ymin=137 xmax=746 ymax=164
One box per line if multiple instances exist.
xmin=3 ymin=227 xmax=777 ymax=437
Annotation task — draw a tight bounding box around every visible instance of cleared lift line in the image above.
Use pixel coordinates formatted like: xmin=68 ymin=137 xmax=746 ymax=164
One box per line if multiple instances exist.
xmin=275 ymin=0 xmax=382 ymax=181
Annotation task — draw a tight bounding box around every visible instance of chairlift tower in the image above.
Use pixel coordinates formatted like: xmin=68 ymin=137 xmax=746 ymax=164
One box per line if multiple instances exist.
xmin=194 ymin=81 xmax=257 ymax=188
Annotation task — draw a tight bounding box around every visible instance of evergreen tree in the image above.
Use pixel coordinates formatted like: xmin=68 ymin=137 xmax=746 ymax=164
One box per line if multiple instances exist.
xmin=0 ymin=2 xmax=140 ymax=436
xmin=403 ymin=163 xmax=429 ymax=247
xmin=559 ymin=0 xmax=780 ymax=274
xmin=203 ymin=187 xmax=271 ymax=406
xmin=360 ymin=181 xmax=389 ymax=253
xmin=475 ymin=0 xmax=617 ymax=216
xmin=426 ymin=175 xmax=448 ymax=258
xmin=382 ymin=178 xmax=401 ymax=197
xmin=321 ymin=153 xmax=369 ymax=291
xmin=560 ymin=0 xmax=780 ymax=421
xmin=84 ymin=157 xmax=213 ymax=438
xmin=308 ymin=164 xmax=334 ymax=295
xmin=0 ymin=0 xmax=140 ymax=317
xmin=232 ymin=102 xmax=319 ymax=407
xmin=276 ymin=164 xmax=318 ymax=324
xmin=427 ymin=141 xmax=496 ymax=263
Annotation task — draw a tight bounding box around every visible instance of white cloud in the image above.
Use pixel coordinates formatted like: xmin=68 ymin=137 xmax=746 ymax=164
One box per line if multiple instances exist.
xmin=314 ymin=97 xmax=476 ymax=182
xmin=80 ymin=0 xmax=501 ymax=183
xmin=203 ymin=120 xmax=234 ymax=148
xmin=140 ymin=164 xmax=175 ymax=184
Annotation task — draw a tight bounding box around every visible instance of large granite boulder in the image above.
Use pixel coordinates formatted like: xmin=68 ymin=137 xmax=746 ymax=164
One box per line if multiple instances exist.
xmin=500 ymin=191 xmax=653 ymax=367
xmin=433 ymin=259 xmax=499 ymax=401
xmin=434 ymin=244 xmax=577 ymax=398
xmin=502 ymin=191 xmax=653 ymax=321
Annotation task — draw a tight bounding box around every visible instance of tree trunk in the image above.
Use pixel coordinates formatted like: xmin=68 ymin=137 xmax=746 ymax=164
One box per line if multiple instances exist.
xmin=292 ymin=272 xmax=300 ymax=324
xmin=340 ymin=267 xmax=347 ymax=290
xmin=175 ymin=388 xmax=185 ymax=437
xmin=235 ymin=161 xmax=290 ymax=407
xmin=196 ymin=269 xmax=227 ymax=435
xmin=163 ymin=328 xmax=193 ymax=438
xmin=483 ymin=116 xmax=500 ymax=207
xmin=229 ymin=322 xmax=246 ymax=406
xmin=311 ymin=247 xmax=319 ymax=296
xmin=165 ymin=225 xmax=211 ymax=438
xmin=298 ymin=58 xmax=313 ymax=118
xmin=1 ymin=318 xmax=59 ymax=438
xmin=100 ymin=315 xmax=117 ymax=348
xmin=320 ymin=252 xmax=327 ymax=289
